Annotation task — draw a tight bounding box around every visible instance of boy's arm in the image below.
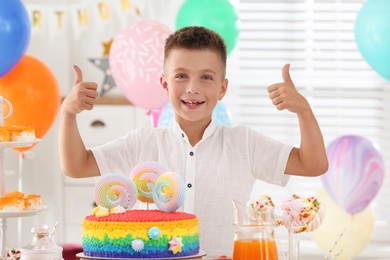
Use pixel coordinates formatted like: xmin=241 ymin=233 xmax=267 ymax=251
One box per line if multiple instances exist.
xmin=58 ymin=65 xmax=100 ymax=178
xmin=267 ymin=64 xmax=329 ymax=177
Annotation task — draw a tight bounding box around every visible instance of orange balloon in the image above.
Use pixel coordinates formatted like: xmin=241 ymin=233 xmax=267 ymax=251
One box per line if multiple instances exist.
xmin=0 ymin=55 xmax=60 ymax=151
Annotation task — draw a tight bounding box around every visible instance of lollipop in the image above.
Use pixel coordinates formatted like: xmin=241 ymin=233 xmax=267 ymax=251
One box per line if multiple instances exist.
xmin=153 ymin=172 xmax=186 ymax=212
xmin=129 ymin=161 xmax=168 ymax=203
xmin=94 ymin=173 xmax=138 ymax=210
xmin=246 ymin=194 xmax=275 ymax=223
xmin=281 ymin=194 xmax=325 ymax=233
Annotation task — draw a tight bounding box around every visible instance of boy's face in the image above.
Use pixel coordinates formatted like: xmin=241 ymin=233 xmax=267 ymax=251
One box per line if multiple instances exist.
xmin=161 ymin=48 xmax=228 ymax=126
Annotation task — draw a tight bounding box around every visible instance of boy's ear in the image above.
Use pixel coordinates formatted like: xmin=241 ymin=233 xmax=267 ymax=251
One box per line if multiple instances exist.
xmin=218 ymin=79 xmax=228 ymax=100
xmin=160 ymin=75 xmax=169 ymax=96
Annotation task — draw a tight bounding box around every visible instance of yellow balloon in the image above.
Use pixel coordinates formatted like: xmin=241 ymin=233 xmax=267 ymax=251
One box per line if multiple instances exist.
xmin=311 ymin=189 xmax=374 ymax=260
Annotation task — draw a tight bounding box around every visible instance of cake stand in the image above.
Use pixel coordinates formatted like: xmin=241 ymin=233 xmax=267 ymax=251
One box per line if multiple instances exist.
xmin=0 ymin=140 xmax=47 ymax=259
xmin=76 ymin=250 xmax=207 ymax=260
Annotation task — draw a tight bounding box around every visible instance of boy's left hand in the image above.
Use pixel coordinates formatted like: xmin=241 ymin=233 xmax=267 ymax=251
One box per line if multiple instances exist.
xmin=267 ymin=64 xmax=309 ymax=114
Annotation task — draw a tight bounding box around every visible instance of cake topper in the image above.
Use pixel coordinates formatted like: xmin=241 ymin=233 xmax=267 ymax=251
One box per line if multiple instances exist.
xmin=93 ymin=162 xmax=186 ymax=216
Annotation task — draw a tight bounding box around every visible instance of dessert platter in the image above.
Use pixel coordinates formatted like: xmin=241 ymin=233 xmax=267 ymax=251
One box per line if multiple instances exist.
xmin=0 ymin=97 xmax=46 ymax=259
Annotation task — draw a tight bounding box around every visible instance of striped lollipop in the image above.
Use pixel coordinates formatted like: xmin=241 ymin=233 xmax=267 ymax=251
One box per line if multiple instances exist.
xmin=153 ymin=172 xmax=186 ymax=212
xmin=94 ymin=173 xmax=138 ymax=210
xmin=129 ymin=161 xmax=168 ymax=203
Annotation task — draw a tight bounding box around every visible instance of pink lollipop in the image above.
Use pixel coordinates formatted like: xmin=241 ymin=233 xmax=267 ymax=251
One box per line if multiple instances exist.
xmin=129 ymin=161 xmax=168 ymax=203
xmin=94 ymin=173 xmax=137 ymax=210
xmin=281 ymin=194 xmax=325 ymax=233
xmin=153 ymin=172 xmax=186 ymax=212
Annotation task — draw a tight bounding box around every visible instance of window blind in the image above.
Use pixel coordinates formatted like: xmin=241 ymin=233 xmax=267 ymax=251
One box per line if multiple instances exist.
xmin=226 ymin=0 xmax=390 ymax=255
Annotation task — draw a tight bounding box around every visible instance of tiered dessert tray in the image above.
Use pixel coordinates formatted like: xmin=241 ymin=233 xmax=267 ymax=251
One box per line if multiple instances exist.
xmin=76 ymin=251 xmax=207 ymax=260
xmin=0 ymin=140 xmax=47 ymax=259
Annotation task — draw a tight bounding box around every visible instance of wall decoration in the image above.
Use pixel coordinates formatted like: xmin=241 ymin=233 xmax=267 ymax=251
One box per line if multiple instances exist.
xmin=89 ymin=39 xmax=117 ymax=95
xmin=24 ymin=0 xmax=140 ymax=41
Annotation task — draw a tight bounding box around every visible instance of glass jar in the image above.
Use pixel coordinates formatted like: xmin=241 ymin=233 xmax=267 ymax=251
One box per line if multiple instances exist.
xmin=21 ymin=224 xmax=63 ymax=260
xmin=232 ymin=201 xmax=278 ymax=260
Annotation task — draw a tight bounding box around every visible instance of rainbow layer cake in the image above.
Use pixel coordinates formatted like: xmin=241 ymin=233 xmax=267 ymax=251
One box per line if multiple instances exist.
xmin=82 ymin=209 xmax=199 ymax=258
xmin=82 ymin=162 xmax=200 ymax=258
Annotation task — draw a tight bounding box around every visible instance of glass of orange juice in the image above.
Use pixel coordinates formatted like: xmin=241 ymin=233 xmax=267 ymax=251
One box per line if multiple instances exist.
xmin=233 ymin=238 xmax=278 ymax=260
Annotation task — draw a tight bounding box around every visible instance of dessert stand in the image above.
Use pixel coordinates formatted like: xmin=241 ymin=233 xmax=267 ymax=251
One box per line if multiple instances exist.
xmin=0 ymin=141 xmax=48 ymax=259
xmin=0 ymin=97 xmax=47 ymax=259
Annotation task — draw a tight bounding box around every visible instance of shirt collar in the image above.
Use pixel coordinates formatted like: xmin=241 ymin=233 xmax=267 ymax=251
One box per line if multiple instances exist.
xmin=172 ymin=120 xmax=217 ymax=143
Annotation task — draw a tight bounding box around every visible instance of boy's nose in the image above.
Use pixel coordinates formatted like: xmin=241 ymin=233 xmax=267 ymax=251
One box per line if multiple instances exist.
xmin=186 ymin=80 xmax=200 ymax=94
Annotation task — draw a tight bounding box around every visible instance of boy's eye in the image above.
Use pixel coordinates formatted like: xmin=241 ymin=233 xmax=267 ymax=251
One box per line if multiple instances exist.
xmin=202 ymin=75 xmax=213 ymax=80
xmin=176 ymin=74 xmax=187 ymax=79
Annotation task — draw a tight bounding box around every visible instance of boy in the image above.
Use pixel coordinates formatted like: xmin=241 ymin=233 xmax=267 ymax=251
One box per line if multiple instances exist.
xmin=59 ymin=26 xmax=328 ymax=256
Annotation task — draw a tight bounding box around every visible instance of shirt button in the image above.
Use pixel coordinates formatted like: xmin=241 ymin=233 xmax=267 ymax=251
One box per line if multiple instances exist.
xmin=189 ymin=151 xmax=194 ymax=156
xmin=187 ymin=183 xmax=192 ymax=188
xmin=181 ymin=133 xmax=184 ymax=137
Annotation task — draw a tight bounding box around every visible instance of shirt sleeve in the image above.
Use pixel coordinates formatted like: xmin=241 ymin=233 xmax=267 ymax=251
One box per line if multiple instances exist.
xmin=90 ymin=134 xmax=134 ymax=176
xmin=249 ymin=128 xmax=293 ymax=186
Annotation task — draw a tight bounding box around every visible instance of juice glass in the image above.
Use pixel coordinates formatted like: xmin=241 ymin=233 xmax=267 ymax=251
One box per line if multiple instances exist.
xmin=233 ymin=238 xmax=278 ymax=260
xmin=232 ymin=201 xmax=280 ymax=260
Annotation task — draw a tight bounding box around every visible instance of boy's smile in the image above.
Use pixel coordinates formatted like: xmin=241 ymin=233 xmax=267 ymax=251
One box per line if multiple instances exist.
xmin=161 ymin=48 xmax=228 ymax=128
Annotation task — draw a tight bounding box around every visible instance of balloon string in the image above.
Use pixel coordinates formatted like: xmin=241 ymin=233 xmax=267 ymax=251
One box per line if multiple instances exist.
xmin=323 ymin=227 xmax=345 ymax=260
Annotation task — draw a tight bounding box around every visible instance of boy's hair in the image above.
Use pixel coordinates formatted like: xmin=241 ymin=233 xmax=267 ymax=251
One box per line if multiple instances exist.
xmin=164 ymin=26 xmax=227 ymax=72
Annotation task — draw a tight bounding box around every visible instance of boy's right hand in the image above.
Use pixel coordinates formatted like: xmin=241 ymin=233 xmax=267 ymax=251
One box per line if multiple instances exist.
xmin=61 ymin=65 xmax=99 ymax=116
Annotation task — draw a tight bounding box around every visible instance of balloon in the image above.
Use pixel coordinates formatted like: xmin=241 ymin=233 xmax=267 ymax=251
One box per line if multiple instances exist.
xmin=109 ymin=20 xmax=171 ymax=111
xmin=176 ymin=0 xmax=239 ymax=55
xmin=0 ymin=55 xmax=61 ymax=151
xmin=0 ymin=0 xmax=31 ymax=77
xmin=158 ymin=101 xmax=233 ymax=127
xmin=312 ymin=189 xmax=374 ymax=260
xmin=355 ymin=0 xmax=390 ymax=80
xmin=321 ymin=135 xmax=384 ymax=215
xmin=150 ymin=104 xmax=165 ymax=128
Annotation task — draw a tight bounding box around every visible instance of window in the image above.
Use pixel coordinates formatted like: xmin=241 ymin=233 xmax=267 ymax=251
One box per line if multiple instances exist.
xmin=225 ymin=0 xmax=390 ymax=257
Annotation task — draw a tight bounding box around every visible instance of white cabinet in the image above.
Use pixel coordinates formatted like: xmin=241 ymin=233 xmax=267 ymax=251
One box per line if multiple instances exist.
xmin=61 ymin=104 xmax=150 ymax=243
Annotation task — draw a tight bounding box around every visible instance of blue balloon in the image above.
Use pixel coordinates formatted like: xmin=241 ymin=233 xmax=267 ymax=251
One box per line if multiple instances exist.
xmin=158 ymin=101 xmax=233 ymax=127
xmin=355 ymin=0 xmax=390 ymax=80
xmin=0 ymin=0 xmax=31 ymax=77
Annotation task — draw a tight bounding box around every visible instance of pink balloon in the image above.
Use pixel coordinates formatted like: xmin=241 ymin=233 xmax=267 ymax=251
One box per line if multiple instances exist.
xmin=109 ymin=20 xmax=171 ymax=110
xmin=321 ymin=135 xmax=385 ymax=215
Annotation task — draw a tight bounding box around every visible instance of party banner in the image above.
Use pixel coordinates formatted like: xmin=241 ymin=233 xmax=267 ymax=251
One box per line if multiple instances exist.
xmin=24 ymin=0 xmax=141 ymax=41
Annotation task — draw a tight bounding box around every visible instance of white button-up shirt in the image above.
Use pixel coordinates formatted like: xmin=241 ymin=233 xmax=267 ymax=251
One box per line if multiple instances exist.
xmin=91 ymin=121 xmax=293 ymax=256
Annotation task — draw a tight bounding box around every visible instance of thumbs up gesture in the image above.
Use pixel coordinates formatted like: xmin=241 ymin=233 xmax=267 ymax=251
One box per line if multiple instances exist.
xmin=267 ymin=64 xmax=309 ymax=114
xmin=61 ymin=65 xmax=99 ymax=115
